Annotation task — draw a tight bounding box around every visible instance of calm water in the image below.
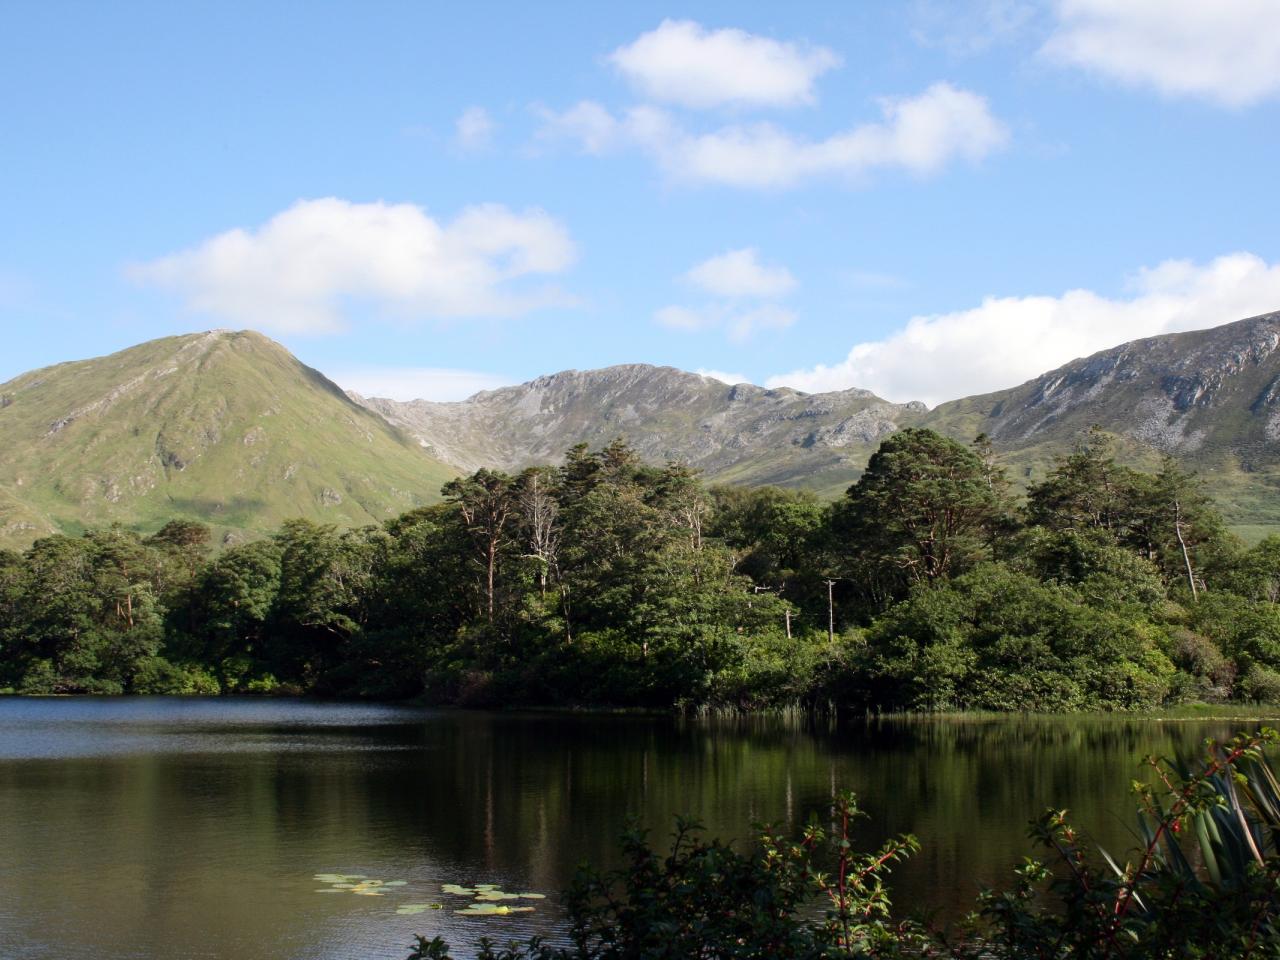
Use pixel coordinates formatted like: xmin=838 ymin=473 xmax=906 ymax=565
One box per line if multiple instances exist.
xmin=0 ymin=699 xmax=1273 ymax=959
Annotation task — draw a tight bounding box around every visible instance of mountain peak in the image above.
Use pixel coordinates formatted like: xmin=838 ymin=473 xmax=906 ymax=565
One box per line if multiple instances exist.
xmin=0 ymin=330 xmax=455 ymax=548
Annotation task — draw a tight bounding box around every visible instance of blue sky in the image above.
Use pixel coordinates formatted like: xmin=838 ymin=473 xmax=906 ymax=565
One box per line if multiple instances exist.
xmin=3 ymin=1 xmax=1280 ymax=405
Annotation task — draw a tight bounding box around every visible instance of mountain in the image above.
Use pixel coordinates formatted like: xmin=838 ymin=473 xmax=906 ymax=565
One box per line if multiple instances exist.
xmin=921 ymin=309 xmax=1280 ymax=537
xmin=0 ymin=330 xmax=456 ymax=549
xmin=7 ymin=309 xmax=1280 ymax=551
xmin=354 ymin=364 xmax=926 ymax=496
xmin=358 ymin=310 xmax=1280 ymax=536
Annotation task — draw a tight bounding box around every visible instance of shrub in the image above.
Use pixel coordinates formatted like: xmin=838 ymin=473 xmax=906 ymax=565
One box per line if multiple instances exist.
xmin=1242 ymin=663 xmax=1280 ymax=703
xmin=130 ymin=656 xmax=221 ymax=695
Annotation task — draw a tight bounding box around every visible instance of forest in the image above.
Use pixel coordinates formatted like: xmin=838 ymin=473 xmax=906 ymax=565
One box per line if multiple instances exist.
xmin=4 ymin=427 xmax=1280 ymax=712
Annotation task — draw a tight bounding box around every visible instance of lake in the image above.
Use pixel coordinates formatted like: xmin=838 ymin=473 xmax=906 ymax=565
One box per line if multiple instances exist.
xmin=0 ymin=698 xmax=1272 ymax=959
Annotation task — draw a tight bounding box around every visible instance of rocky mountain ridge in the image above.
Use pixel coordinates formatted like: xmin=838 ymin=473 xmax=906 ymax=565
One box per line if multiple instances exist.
xmin=355 ymin=363 xmax=926 ymax=492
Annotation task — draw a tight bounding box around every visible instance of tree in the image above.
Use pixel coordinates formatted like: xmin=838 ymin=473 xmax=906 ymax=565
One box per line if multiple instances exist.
xmin=1027 ymin=426 xmax=1140 ymax=534
xmin=1129 ymin=458 xmax=1228 ymax=596
xmin=270 ymin=520 xmax=382 ymax=684
xmin=515 ymin=467 xmax=562 ymax=601
xmin=443 ymin=469 xmax=518 ymax=625
xmin=835 ymin=428 xmax=1007 ymax=587
xmin=860 ymin=562 xmax=1172 ymax=712
xmin=181 ymin=538 xmax=282 ymax=685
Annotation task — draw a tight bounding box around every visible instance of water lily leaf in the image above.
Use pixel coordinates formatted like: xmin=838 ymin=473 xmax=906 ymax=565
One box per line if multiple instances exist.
xmin=517 ymin=893 xmax=546 ymax=900
xmin=475 ymin=891 xmax=521 ymax=901
xmin=383 ymin=880 xmax=408 ymax=887
xmin=441 ymin=884 xmax=476 ymax=896
xmin=473 ymin=884 xmax=498 ymax=891
xmin=456 ymin=903 xmax=535 ymax=916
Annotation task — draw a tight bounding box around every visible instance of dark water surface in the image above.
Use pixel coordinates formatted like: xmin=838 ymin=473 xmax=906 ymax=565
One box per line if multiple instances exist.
xmin=0 ymin=698 xmax=1273 ymax=959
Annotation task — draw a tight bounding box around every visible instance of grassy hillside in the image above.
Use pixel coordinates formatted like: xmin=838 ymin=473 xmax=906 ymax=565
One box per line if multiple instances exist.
xmin=0 ymin=330 xmax=456 ymax=549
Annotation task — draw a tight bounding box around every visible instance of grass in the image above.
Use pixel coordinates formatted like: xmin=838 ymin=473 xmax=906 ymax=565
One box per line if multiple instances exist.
xmin=0 ymin=331 xmax=457 ymax=551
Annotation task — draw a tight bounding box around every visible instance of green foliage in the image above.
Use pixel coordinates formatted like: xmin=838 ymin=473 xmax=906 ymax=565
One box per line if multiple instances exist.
xmin=861 ymin=563 xmax=1173 ymax=711
xmin=6 ymin=434 xmax=1280 ymax=714
xmin=1243 ymin=664 xmax=1280 ymax=703
xmin=835 ymin=428 xmax=1009 ymax=590
xmin=130 ymin=656 xmax=220 ymax=695
xmin=959 ymin=729 xmax=1280 ymax=959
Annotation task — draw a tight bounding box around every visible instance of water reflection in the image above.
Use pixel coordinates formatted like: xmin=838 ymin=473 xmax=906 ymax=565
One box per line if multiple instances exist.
xmin=0 ymin=699 xmax=1272 ymax=959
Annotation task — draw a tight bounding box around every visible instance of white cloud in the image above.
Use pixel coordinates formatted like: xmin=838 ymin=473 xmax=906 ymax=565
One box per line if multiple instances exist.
xmin=1043 ymin=0 xmax=1280 ymax=106
xmin=657 ymin=249 xmax=798 ymax=343
xmin=655 ymin=302 xmax=798 ymax=343
xmin=536 ymin=83 xmax=1007 ymax=188
xmin=726 ymin=304 xmax=797 ymax=343
xmin=608 ymin=19 xmax=840 ymax=109
xmin=665 ymin=83 xmax=1008 ymax=187
xmin=655 ymin=305 xmax=715 ymax=332
xmin=696 ymin=368 xmax=751 ymax=385
xmin=686 ymin=248 xmax=795 ymax=298
xmin=767 ymin=252 xmax=1280 ymax=406
xmin=455 ymin=106 xmax=495 ymax=150
xmin=129 ymin=198 xmax=576 ymax=333
xmin=910 ymin=1 xmax=1037 ymax=56
xmin=334 ymin=366 xmax=513 ymax=402
xmin=532 ymin=100 xmax=623 ymax=154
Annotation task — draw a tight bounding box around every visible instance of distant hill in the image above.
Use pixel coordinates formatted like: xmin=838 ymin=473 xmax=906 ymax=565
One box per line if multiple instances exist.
xmin=0 ymin=330 xmax=456 ymax=549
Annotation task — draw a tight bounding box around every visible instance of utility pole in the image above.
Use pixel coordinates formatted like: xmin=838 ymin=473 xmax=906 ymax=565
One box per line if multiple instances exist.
xmin=824 ymin=579 xmax=837 ymax=644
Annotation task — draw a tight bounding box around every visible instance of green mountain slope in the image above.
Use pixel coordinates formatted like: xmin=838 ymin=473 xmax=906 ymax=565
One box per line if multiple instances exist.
xmin=0 ymin=330 xmax=456 ymax=549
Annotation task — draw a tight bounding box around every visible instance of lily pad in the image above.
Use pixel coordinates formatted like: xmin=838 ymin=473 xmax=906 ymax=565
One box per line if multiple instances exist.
xmin=441 ymin=884 xmax=476 ymax=896
xmin=314 ymin=873 xmax=407 ymax=897
xmin=517 ymin=893 xmax=546 ymax=900
xmin=475 ymin=891 xmax=522 ymax=901
xmin=456 ymin=903 xmax=535 ymax=916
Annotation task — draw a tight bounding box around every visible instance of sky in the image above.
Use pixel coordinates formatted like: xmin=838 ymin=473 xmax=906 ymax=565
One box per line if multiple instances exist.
xmin=3 ymin=0 xmax=1280 ymax=406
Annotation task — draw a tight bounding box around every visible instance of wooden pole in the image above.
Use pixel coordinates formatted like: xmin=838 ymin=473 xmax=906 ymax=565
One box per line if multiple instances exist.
xmin=825 ymin=579 xmax=837 ymax=644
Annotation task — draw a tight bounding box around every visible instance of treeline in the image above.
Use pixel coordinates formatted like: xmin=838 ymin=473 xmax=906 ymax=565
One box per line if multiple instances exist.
xmin=4 ymin=428 xmax=1280 ymax=710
